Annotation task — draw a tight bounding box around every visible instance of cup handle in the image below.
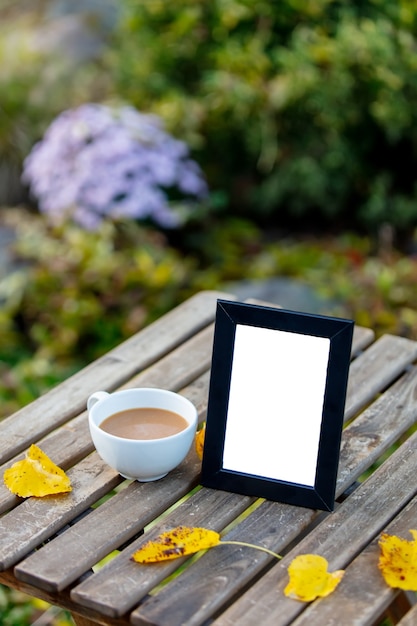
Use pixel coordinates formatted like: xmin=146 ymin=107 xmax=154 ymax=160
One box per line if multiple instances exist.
xmin=87 ymin=391 xmax=109 ymax=412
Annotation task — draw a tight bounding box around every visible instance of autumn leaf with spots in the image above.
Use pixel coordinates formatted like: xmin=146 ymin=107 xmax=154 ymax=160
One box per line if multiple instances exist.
xmin=131 ymin=526 xmax=282 ymax=564
xmin=132 ymin=526 xmax=220 ymax=563
xmin=378 ymin=529 xmax=417 ymax=591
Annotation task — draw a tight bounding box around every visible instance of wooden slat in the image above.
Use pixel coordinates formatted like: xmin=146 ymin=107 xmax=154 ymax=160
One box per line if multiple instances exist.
xmin=350 ymin=325 xmax=374 ymax=356
xmin=288 ymin=496 xmax=417 ymax=625
xmin=0 ymin=452 xmax=121 ymax=571
xmin=338 ymin=364 xmax=417 ymax=487
xmin=120 ymin=324 xmax=214 ymax=393
xmin=210 ymin=431 xmax=417 ymax=626
xmin=0 ymin=290 xmax=228 ymax=465
xmin=71 ymin=615 xmax=98 ymax=626
xmin=344 ymin=334 xmax=417 ymax=421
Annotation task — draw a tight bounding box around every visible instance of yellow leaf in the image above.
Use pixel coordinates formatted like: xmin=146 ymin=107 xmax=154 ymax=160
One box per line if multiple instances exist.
xmin=3 ymin=444 xmax=72 ymax=497
xmin=378 ymin=529 xmax=417 ymax=591
xmin=195 ymin=423 xmax=205 ymax=460
xmin=284 ymin=554 xmax=344 ymax=602
xmin=132 ymin=526 xmax=221 ymax=563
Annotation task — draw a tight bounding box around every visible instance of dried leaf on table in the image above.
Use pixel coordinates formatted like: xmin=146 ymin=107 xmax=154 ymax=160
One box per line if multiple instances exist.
xmin=132 ymin=526 xmax=221 ymax=563
xmin=378 ymin=529 xmax=417 ymax=591
xmin=284 ymin=554 xmax=344 ymax=602
xmin=195 ymin=423 xmax=205 ymax=460
xmin=132 ymin=525 xmax=282 ymax=564
xmin=3 ymin=444 xmax=72 ymax=497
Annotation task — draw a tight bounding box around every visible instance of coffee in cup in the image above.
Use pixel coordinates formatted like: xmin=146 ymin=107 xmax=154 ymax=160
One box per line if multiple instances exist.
xmin=87 ymin=388 xmax=198 ymax=481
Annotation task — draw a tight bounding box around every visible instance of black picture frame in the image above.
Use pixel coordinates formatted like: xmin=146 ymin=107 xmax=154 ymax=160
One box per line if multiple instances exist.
xmin=201 ymin=299 xmax=354 ymax=511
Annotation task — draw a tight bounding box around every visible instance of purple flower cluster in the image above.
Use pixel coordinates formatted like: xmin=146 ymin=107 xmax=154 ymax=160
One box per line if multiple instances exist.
xmin=22 ymin=103 xmax=208 ymax=229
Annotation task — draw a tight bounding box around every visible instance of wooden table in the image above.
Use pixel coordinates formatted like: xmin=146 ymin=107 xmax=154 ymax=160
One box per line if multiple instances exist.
xmin=0 ymin=290 xmax=416 ymax=626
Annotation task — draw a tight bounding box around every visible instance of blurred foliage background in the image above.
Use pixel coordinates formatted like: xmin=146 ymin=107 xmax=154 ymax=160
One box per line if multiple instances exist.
xmin=108 ymin=0 xmax=417 ymax=236
xmin=2 ymin=1 xmax=417 ymax=623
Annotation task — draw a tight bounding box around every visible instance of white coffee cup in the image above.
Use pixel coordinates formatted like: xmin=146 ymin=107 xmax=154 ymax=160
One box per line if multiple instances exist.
xmin=87 ymin=388 xmax=198 ymax=481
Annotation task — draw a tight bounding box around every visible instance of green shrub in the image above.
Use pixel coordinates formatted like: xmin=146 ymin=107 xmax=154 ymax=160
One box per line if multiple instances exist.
xmin=249 ymin=232 xmax=417 ymax=339
xmin=0 ymin=583 xmax=74 ymax=626
xmin=0 ymin=586 xmax=32 ymax=625
xmin=0 ymin=209 xmax=199 ymax=417
xmin=106 ymin=0 xmax=417 ymax=234
xmin=2 ymin=210 xmax=197 ymax=357
xmin=0 ymin=210 xmax=263 ymax=418
xmin=3 ymin=206 xmax=417 ymax=421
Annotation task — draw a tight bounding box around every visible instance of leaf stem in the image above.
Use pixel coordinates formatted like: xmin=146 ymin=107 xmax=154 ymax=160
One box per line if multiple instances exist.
xmin=220 ymin=540 xmax=282 ymax=560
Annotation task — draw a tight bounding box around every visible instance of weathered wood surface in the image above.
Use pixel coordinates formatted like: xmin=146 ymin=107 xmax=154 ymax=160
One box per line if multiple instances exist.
xmin=71 ymin=487 xmax=258 ymax=618
xmin=212 ymin=431 xmax=417 ymax=626
xmin=0 ymin=290 xmax=226 ymax=466
xmin=287 ymin=495 xmax=417 ymax=626
xmin=344 ymin=333 xmax=417 ymax=421
xmin=0 ymin=322 xmax=391 ymax=517
xmin=128 ymin=363 xmax=417 ymax=624
xmin=0 ymin=292 xmax=416 ymax=626
xmin=350 ymin=325 xmax=375 ymax=355
xmin=72 ymin=363 xmax=417 ymax=622
xmin=14 ymin=452 xmax=201 ymax=592
xmin=0 ymin=326 xmax=217 ymax=576
xmin=10 ymin=329 xmax=416 ymax=612
xmin=337 ymin=363 xmax=417 ymax=485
